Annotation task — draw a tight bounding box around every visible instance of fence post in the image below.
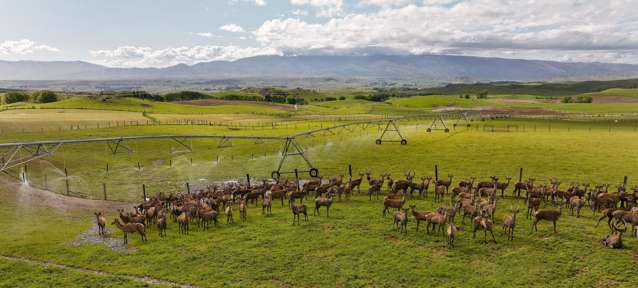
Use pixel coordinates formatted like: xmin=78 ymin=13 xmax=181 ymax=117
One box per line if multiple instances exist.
xmin=434 ymin=165 xmax=439 ymax=181
xmin=22 ymin=164 xmax=28 ymax=184
xmin=295 ymin=169 xmax=300 ymax=191
xmin=519 ymin=168 xmax=523 ymax=182
xmin=186 ymin=182 xmax=190 ymax=194
xmin=103 ymin=183 xmax=107 ymax=200
xmin=623 ymin=176 xmax=628 ymax=188
xmin=142 ymin=184 xmax=147 ymax=201
xmin=246 ymin=173 xmax=251 ymax=188
xmin=65 ymin=168 xmax=70 ymax=196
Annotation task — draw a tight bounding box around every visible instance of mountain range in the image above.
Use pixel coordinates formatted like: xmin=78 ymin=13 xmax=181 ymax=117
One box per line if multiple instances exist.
xmin=2 ymin=55 xmax=638 ymax=83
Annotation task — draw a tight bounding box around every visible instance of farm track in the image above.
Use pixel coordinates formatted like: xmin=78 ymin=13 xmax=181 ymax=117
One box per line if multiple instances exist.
xmin=0 ymin=255 xmax=200 ymax=288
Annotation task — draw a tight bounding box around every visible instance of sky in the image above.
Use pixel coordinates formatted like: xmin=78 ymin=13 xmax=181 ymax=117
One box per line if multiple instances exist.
xmin=1 ymin=0 xmax=638 ymax=68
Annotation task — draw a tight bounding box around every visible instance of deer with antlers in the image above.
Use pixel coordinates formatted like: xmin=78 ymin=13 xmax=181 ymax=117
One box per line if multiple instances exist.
xmin=409 ymin=176 xmax=432 ymax=199
xmin=392 ymin=170 xmax=416 ymax=195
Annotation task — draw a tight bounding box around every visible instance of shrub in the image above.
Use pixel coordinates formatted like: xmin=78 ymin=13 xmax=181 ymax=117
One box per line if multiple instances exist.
xmin=163 ymin=91 xmax=209 ymax=102
xmin=339 ymin=96 xmax=346 ymax=100
xmin=33 ymin=90 xmax=59 ymax=103
xmin=4 ymin=92 xmax=29 ymax=104
xmin=324 ymin=97 xmax=337 ymax=101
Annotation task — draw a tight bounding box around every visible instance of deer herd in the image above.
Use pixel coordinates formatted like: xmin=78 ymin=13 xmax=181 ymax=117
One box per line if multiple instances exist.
xmin=100 ymin=170 xmax=638 ymax=250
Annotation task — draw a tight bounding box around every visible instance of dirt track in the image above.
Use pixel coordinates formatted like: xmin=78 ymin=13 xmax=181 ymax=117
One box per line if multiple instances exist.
xmin=1 ymin=177 xmax=131 ymax=212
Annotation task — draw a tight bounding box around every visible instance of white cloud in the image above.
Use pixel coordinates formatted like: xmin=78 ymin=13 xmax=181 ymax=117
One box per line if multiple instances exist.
xmin=359 ymin=0 xmax=416 ymax=8
xmin=255 ymin=0 xmax=638 ymax=63
xmin=220 ymin=24 xmax=246 ymax=33
xmin=290 ymin=0 xmax=343 ymax=17
xmin=291 ymin=9 xmax=309 ymax=17
xmin=190 ymin=32 xmax=221 ymax=38
xmin=0 ymin=39 xmax=59 ymax=55
xmin=229 ymin=0 xmax=267 ymax=7
xmin=90 ymin=45 xmax=281 ymax=68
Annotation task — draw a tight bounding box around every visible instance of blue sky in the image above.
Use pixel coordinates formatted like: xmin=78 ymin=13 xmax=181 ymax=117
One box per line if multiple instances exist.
xmin=1 ymin=0 xmax=637 ymax=67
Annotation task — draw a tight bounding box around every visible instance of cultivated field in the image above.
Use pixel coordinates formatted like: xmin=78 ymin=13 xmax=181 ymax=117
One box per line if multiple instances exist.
xmin=1 ymin=93 xmax=637 ymax=287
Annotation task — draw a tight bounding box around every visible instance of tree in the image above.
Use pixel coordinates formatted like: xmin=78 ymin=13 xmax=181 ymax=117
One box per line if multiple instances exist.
xmin=4 ymin=92 xmax=29 ymax=104
xmin=34 ymin=90 xmax=58 ymax=103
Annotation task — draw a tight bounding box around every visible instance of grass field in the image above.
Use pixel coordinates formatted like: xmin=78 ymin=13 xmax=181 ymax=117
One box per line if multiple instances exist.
xmin=1 ymin=97 xmax=638 ymax=287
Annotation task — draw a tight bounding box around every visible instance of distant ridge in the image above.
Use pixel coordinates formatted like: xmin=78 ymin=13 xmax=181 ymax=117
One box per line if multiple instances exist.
xmin=2 ymin=55 xmax=638 ymax=82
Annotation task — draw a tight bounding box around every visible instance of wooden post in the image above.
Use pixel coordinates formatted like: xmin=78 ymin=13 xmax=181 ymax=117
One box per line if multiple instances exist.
xmin=64 ymin=168 xmax=70 ymax=195
xmin=295 ymin=169 xmax=300 ymax=191
xmin=186 ymin=182 xmax=190 ymax=194
xmin=435 ymin=165 xmax=439 ymax=181
xmin=22 ymin=164 xmax=28 ymax=183
xmin=623 ymin=176 xmax=628 ymax=188
xmin=103 ymin=183 xmax=107 ymax=200
xmin=169 ymin=159 xmax=172 ymax=167
xmin=142 ymin=184 xmax=147 ymax=201
xmin=519 ymin=168 xmax=523 ymax=182
xmin=137 ymin=162 xmax=141 ymax=170
xmin=246 ymin=174 xmax=251 ymax=188
xmin=348 ymin=164 xmax=353 ymax=178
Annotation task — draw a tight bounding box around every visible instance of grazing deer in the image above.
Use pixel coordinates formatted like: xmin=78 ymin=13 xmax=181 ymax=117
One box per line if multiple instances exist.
xmin=94 ymin=212 xmax=107 ymax=236
xmin=291 ymin=202 xmax=308 ymax=225
xmin=262 ymin=194 xmax=272 ymax=215
xmin=157 ymin=215 xmax=167 ymax=237
xmin=502 ymin=208 xmax=519 ymax=241
xmin=383 ymin=195 xmax=406 ymax=217
xmin=410 ymin=205 xmax=433 ymax=232
xmin=473 ymin=216 xmax=497 ymax=244
xmin=239 ymin=198 xmax=247 ymax=222
xmin=393 ymin=208 xmax=409 ymax=234
xmin=177 ymin=211 xmax=191 ymax=234
xmin=111 ymin=218 xmax=146 ymax=244
xmin=532 ymin=205 xmax=562 ymax=233
xmin=596 ymin=208 xmax=625 ymax=230
xmin=314 ymin=195 xmax=333 ymax=217
xmin=447 ymin=223 xmax=458 ymax=248
xmin=225 ymin=202 xmax=234 ymax=224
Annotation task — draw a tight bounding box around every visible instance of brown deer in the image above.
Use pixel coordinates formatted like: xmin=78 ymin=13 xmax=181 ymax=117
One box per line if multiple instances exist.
xmin=157 ymin=215 xmax=167 ymax=237
xmin=460 ymin=203 xmax=479 ymax=225
xmin=526 ymin=196 xmax=541 ymax=219
xmin=601 ymin=222 xmax=626 ymax=249
xmin=392 ymin=171 xmax=415 ymax=195
xmin=177 ymin=211 xmax=191 ymax=234
xmin=111 ymin=218 xmax=146 ymax=244
xmin=199 ymin=209 xmax=218 ymax=230
xmin=314 ymin=195 xmax=333 ymax=217
xmin=383 ymin=195 xmax=406 ymax=217
xmin=239 ymin=198 xmax=247 ymax=222
xmin=569 ymin=196 xmax=586 ymax=218
xmin=426 ymin=210 xmax=448 ymax=234
xmin=409 ymin=176 xmax=432 ymax=198
xmin=291 ymin=202 xmax=308 ymax=225
xmin=497 ymin=177 xmax=512 ymax=197
xmin=368 ymin=183 xmax=382 ymax=200
xmin=532 ymin=205 xmax=562 ymax=233
xmin=393 ymin=208 xmax=409 ymax=234
xmin=349 ymin=173 xmax=364 ymax=193
xmin=473 ymin=216 xmax=496 ymax=244
xmin=225 ymin=202 xmax=234 ymax=224
xmin=447 ymin=223 xmax=458 ymax=248
xmin=434 ymin=184 xmax=446 ymax=203
xmin=94 ymin=212 xmax=107 ymax=236
xmin=502 ymin=208 xmax=519 ymax=241
xmin=262 ymin=194 xmax=272 ymax=215
xmin=513 ymin=178 xmax=534 ymax=198
xmin=436 ymin=175 xmax=454 ymax=193
xmin=410 ymin=205 xmax=433 ymax=232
